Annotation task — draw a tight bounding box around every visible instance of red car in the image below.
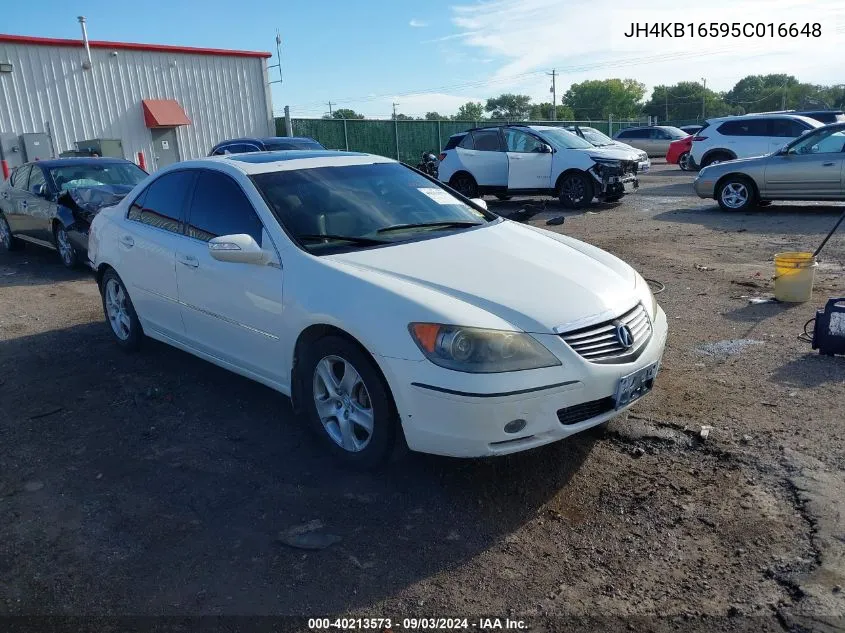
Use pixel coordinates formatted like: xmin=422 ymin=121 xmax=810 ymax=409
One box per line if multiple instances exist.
xmin=666 ymin=135 xmax=693 ymax=171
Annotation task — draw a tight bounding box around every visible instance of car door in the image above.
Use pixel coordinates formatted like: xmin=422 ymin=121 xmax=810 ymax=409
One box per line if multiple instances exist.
xmin=504 ymin=128 xmax=553 ymax=190
xmin=763 ymin=126 xmax=845 ymax=198
xmin=120 ymin=170 xmax=196 ymax=340
xmin=458 ymin=130 xmax=508 ymax=187
xmin=650 ymin=128 xmax=672 ymax=156
xmin=4 ymin=165 xmax=30 ymax=234
xmin=175 ymin=169 xmax=285 ymax=383
xmin=24 ymin=164 xmax=56 ymax=243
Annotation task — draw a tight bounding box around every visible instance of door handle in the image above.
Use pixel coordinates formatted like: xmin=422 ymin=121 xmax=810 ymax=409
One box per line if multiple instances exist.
xmin=822 ymin=162 xmax=835 ymax=167
xmin=176 ymin=253 xmax=198 ymax=268
xmin=119 ymin=235 xmax=134 ymax=248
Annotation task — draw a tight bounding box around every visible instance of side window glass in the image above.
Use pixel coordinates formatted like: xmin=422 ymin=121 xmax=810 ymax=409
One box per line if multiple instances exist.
xmin=651 ymin=129 xmax=668 ymax=139
xmin=187 ymin=171 xmax=263 ymax=244
xmin=27 ymin=166 xmax=46 ymax=193
xmin=127 ymin=188 xmax=148 ymax=221
xmin=471 ymin=130 xmax=501 ymax=151
xmin=769 ymin=119 xmax=794 ymax=137
xmin=11 ymin=165 xmax=31 ymax=189
xmin=504 ymin=129 xmax=544 ymax=153
xmin=457 ymin=134 xmax=474 ymax=150
xmin=130 ymin=171 xmax=195 ymax=233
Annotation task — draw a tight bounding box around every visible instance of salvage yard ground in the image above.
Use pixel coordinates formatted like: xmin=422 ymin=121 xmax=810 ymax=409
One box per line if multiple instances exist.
xmin=1 ymin=164 xmax=844 ymax=631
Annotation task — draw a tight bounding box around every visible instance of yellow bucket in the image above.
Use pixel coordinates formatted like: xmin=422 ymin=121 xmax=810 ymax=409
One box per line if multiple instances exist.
xmin=773 ymin=252 xmax=817 ymax=303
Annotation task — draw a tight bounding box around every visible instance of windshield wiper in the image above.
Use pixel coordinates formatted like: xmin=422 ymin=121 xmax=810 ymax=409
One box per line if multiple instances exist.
xmin=376 ymin=221 xmax=483 ymax=234
xmin=297 ymin=234 xmax=388 ymax=246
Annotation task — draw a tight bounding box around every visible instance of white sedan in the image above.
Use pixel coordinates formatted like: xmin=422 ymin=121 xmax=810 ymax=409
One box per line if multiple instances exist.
xmin=88 ymin=150 xmax=667 ymax=467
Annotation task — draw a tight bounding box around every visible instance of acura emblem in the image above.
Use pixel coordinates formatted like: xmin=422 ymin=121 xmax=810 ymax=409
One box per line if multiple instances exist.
xmin=615 ymin=323 xmax=635 ymax=349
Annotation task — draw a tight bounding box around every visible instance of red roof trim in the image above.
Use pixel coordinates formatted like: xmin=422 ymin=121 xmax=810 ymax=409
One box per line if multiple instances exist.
xmin=0 ymin=33 xmax=271 ymax=59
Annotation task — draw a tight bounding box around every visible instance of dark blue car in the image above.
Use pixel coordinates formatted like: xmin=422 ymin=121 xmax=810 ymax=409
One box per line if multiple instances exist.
xmin=209 ymin=136 xmax=325 ymax=156
xmin=0 ymin=158 xmax=147 ymax=268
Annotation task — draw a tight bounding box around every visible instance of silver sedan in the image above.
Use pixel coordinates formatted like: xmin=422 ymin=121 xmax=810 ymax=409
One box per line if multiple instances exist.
xmin=694 ymin=122 xmax=845 ymax=211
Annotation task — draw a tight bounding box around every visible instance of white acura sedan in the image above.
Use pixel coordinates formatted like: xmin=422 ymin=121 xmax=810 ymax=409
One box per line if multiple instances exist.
xmin=88 ymin=150 xmax=667 ymax=467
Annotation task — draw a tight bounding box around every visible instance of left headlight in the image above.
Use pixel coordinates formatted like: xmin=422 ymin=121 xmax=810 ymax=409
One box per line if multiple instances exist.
xmin=408 ymin=323 xmax=561 ymax=373
xmin=634 ymin=273 xmax=658 ymax=319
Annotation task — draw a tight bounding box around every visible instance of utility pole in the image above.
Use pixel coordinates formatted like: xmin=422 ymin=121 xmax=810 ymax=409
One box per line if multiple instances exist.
xmin=327 ymin=101 xmax=335 ymax=117
xmin=268 ymin=31 xmax=283 ymax=85
xmin=664 ymin=89 xmax=669 ymax=122
xmin=392 ymin=102 xmax=399 ymax=119
xmin=392 ymin=102 xmax=400 ymax=160
xmin=546 ymin=69 xmax=557 ymax=121
xmin=701 ymin=77 xmax=707 ymax=120
xmin=782 ymin=86 xmax=787 ymax=110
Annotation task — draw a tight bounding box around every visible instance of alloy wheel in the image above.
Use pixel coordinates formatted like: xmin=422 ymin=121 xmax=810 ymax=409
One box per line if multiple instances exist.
xmin=720 ymin=182 xmax=749 ymax=209
xmin=56 ymin=227 xmax=74 ymax=266
xmin=678 ymin=153 xmax=691 ymax=171
xmin=0 ymin=217 xmax=10 ymax=249
xmin=104 ymin=278 xmax=132 ymax=341
xmin=561 ymin=176 xmax=585 ymax=204
xmin=312 ymin=355 xmax=374 ymax=452
xmin=452 ymin=175 xmax=476 ymax=198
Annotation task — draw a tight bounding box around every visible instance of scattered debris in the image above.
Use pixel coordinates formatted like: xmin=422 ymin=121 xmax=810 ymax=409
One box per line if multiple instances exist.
xmin=545 ymin=216 xmax=565 ymax=226
xmin=694 ymin=264 xmax=714 ymax=271
xmin=278 ymin=520 xmax=342 ymax=551
xmin=740 ymin=435 xmax=752 ymax=444
xmin=699 ymin=516 xmax=716 ymax=528
xmin=28 ymin=407 xmax=64 ymax=420
xmin=630 ymin=446 xmax=646 ymax=458
xmin=696 ymin=339 xmax=764 ymax=357
xmin=699 ymin=425 xmax=713 ymax=440
xmin=747 ymin=296 xmax=779 ymax=304
xmin=834 ymin=585 xmax=842 ymax=594
xmin=23 ymin=481 xmax=44 ymax=492
xmin=731 ymin=280 xmax=761 ymax=289
xmin=761 ymin=402 xmax=778 ymax=407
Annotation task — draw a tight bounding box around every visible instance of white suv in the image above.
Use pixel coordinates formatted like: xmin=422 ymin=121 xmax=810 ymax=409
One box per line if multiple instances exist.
xmin=690 ymin=114 xmax=822 ymax=168
xmin=438 ymin=125 xmax=642 ymax=208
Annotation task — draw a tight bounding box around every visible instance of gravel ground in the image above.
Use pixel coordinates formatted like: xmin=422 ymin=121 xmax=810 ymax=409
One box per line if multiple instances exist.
xmin=0 ymin=163 xmax=844 ymax=632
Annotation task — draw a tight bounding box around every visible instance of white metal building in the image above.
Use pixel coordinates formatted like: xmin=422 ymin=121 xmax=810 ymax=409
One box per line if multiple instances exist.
xmin=0 ymin=32 xmax=274 ymax=170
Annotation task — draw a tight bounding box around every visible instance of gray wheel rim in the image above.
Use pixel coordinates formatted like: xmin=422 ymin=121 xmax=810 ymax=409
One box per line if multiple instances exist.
xmin=312 ymin=355 xmax=374 ymax=452
xmin=679 ymin=153 xmax=690 ymax=170
xmin=0 ymin=217 xmax=10 ymax=249
xmin=56 ymin=227 xmax=74 ymax=265
xmin=561 ymin=176 xmax=585 ymax=203
xmin=720 ymin=182 xmax=748 ymax=209
xmin=104 ymin=278 xmax=132 ymax=341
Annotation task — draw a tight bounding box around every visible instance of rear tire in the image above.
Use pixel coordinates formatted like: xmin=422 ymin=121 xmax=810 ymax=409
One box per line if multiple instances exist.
xmin=717 ymin=176 xmax=757 ymax=212
xmin=558 ymin=172 xmax=594 ymax=209
xmin=0 ymin=214 xmax=22 ymax=252
xmin=678 ymin=152 xmax=691 ymax=171
xmin=301 ymin=336 xmax=396 ymax=469
xmin=449 ymin=173 xmax=478 ymax=199
xmin=100 ymin=269 xmax=143 ymax=352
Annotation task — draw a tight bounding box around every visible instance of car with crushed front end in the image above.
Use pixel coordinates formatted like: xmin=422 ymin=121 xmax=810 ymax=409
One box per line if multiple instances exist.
xmin=693 ymin=122 xmax=845 ymax=210
xmin=438 ymin=124 xmax=642 ymax=208
xmin=565 ymin=125 xmax=650 ymax=173
xmin=88 ymin=150 xmax=667 ymax=468
xmin=0 ymin=158 xmax=147 ymax=267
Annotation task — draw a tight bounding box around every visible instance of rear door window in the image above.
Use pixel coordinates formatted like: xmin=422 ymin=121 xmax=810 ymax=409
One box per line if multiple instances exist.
xmin=769 ymin=118 xmax=809 ymax=137
xmin=471 ymin=130 xmax=502 ymax=151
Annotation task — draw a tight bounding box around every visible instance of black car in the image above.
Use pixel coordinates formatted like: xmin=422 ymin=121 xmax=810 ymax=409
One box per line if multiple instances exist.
xmin=0 ymin=158 xmax=147 ymax=268
xmin=209 ymin=136 xmax=325 ymax=155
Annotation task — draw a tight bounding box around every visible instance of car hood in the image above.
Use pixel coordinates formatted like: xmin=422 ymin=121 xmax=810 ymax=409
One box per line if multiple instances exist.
xmin=595 ymin=140 xmax=646 ymax=157
xmin=328 ymin=220 xmax=638 ymax=334
xmin=59 ymin=184 xmax=134 ymax=224
xmin=585 ymin=145 xmax=644 ymax=161
xmin=699 ymin=153 xmax=769 ymax=176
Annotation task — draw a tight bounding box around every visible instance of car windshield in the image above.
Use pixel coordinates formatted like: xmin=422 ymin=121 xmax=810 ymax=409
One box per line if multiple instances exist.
xmin=788 ymin=126 xmax=845 ymax=155
xmin=49 ymin=163 xmax=147 ymax=192
xmin=264 ymin=139 xmax=324 ymax=150
xmin=580 ymin=127 xmax=615 ymax=146
xmin=251 ymin=162 xmax=492 ymax=253
xmin=535 ymin=128 xmax=595 ymax=150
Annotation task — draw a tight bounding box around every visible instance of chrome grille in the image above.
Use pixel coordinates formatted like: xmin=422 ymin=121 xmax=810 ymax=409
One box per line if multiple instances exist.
xmin=560 ymin=304 xmax=651 ymax=363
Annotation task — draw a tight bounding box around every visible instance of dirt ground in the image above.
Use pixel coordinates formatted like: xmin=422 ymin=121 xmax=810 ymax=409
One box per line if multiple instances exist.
xmin=1 ymin=163 xmax=844 ymax=632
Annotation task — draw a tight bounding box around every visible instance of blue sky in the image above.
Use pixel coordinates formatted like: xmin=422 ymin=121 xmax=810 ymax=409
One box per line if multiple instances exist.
xmin=4 ymin=0 xmax=843 ymax=119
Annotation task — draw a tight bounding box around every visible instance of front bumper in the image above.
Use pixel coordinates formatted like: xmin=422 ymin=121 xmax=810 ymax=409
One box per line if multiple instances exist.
xmin=378 ymin=307 xmax=668 ymax=457
xmin=693 ymin=173 xmax=716 ymax=199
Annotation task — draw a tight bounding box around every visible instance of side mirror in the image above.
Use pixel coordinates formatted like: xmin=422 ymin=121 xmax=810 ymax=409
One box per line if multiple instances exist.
xmin=31 ymin=183 xmax=47 ymax=197
xmin=470 ymin=198 xmax=488 ymax=210
xmin=539 ymin=144 xmax=552 ymax=154
xmin=208 ymin=233 xmax=267 ymax=264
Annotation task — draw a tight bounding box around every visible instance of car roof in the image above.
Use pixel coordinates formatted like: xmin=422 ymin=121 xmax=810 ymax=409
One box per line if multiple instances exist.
xmin=212 ymin=136 xmax=319 ymax=147
xmin=175 ymin=150 xmax=395 ymax=176
xmin=25 ymin=157 xmax=135 ymax=169
xmin=705 ymin=113 xmax=821 ymax=126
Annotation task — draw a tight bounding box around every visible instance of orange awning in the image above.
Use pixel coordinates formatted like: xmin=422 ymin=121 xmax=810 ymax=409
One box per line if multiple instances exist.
xmin=142 ymin=99 xmax=191 ymax=128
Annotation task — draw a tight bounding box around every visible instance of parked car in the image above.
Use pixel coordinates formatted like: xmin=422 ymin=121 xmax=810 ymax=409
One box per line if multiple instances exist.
xmin=612 ymin=126 xmax=689 ymax=156
xmin=0 ymin=158 xmax=148 ymax=267
xmin=666 ymin=136 xmax=694 ymax=171
xmin=694 ymin=122 xmax=845 ymax=211
xmin=690 ymin=114 xmax=822 ymax=169
xmin=87 ymin=150 xmax=666 ymax=467
xmin=565 ymin=126 xmax=650 ymax=173
xmin=679 ymin=125 xmax=702 ymax=135
xmin=792 ymin=110 xmax=845 ymax=124
xmin=438 ymin=125 xmax=641 ymax=208
xmin=209 ymin=136 xmax=325 ymax=155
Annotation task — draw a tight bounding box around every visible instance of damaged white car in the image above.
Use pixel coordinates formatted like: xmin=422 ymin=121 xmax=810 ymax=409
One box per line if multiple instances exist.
xmin=438 ymin=124 xmax=641 ymax=208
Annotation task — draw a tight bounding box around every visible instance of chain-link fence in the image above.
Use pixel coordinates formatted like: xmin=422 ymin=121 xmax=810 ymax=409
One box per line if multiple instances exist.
xmin=277 ymin=118 xmax=645 ymax=164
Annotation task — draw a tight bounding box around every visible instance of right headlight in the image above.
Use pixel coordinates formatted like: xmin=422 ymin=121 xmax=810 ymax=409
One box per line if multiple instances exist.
xmin=408 ymin=323 xmax=561 ymax=373
xmin=634 ymin=273 xmax=658 ymax=319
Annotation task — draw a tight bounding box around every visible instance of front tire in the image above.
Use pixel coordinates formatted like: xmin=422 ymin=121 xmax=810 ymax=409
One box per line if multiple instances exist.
xmin=678 ymin=152 xmax=691 ymax=171
xmin=302 ymin=336 xmax=396 ymax=469
xmin=717 ymin=176 xmax=756 ymax=211
xmin=558 ymin=172 xmax=594 ymax=209
xmin=54 ymin=224 xmax=79 ymax=269
xmin=449 ymin=173 xmax=478 ymax=199
xmin=100 ymin=269 xmax=143 ymax=352
xmin=0 ymin=214 xmax=22 ymax=251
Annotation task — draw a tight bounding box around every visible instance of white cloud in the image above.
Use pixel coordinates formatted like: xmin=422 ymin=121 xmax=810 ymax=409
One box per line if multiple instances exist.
xmin=409 ymin=19 xmax=429 ymax=28
xmin=446 ymin=0 xmax=845 ymax=98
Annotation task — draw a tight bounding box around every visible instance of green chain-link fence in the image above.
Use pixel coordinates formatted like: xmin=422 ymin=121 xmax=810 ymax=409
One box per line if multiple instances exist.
xmin=277 ymin=118 xmax=645 ymax=164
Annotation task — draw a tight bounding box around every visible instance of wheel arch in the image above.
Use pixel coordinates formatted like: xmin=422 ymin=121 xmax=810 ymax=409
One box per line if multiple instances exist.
xmin=554 ymin=168 xmax=590 ymax=194
xmin=714 ymin=172 xmax=759 ymax=199
xmin=701 ymin=148 xmax=737 ymax=165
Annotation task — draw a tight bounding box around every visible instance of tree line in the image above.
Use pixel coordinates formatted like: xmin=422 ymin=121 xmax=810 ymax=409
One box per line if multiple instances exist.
xmin=321 ymin=74 xmax=845 ymax=122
